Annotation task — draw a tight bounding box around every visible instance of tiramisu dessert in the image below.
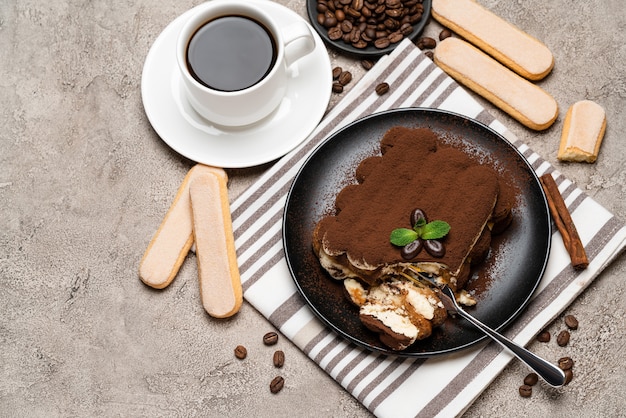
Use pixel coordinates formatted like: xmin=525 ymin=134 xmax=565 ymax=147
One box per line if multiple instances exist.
xmin=312 ymin=126 xmax=513 ymax=350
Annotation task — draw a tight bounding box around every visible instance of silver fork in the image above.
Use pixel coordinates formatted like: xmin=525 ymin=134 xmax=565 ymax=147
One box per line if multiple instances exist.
xmin=437 ymin=284 xmax=566 ymax=387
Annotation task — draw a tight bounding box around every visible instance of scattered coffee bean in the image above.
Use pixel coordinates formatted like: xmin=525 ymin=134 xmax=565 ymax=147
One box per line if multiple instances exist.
xmin=537 ymin=330 xmax=551 ymax=343
xmin=332 ymin=82 xmax=344 ymax=93
xmin=564 ymin=368 xmax=574 ymax=385
xmin=416 ymin=36 xmax=436 ymax=50
xmin=273 ymin=350 xmax=285 ymax=368
xmin=361 ymin=59 xmax=374 ymax=70
xmin=424 ymin=50 xmax=434 ymax=60
xmin=557 ymin=330 xmax=570 ymax=347
xmin=518 ymin=384 xmax=532 ymax=397
xmin=270 ymin=375 xmax=285 ymax=394
xmin=558 ymin=356 xmax=574 ymax=370
xmin=332 ymin=66 xmax=343 ymax=79
xmin=338 ymin=70 xmax=353 ymax=86
xmin=234 ymin=345 xmax=247 ymax=360
xmin=523 ymin=372 xmax=539 ymax=386
xmin=263 ymin=331 xmax=279 ymax=346
xmin=439 ymin=28 xmax=452 ymax=41
xmin=564 ymin=314 xmax=579 ymax=330
xmin=375 ymin=82 xmax=390 ymax=95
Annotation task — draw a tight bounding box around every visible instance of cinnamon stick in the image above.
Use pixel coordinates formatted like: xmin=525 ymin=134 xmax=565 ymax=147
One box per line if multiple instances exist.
xmin=539 ymin=173 xmax=588 ymax=269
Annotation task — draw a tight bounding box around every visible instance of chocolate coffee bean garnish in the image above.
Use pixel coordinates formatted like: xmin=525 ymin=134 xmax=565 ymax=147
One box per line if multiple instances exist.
xmin=263 ymin=331 xmax=279 ymax=346
xmin=390 ymin=208 xmax=450 ymax=259
xmin=410 ymin=208 xmax=427 ymax=226
xmin=424 ymin=239 xmax=445 ymax=257
xmin=401 ymin=238 xmax=423 ymax=259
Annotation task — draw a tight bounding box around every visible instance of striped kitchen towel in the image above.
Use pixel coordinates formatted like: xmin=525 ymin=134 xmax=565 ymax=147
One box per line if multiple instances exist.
xmin=229 ymin=39 xmax=626 ymax=417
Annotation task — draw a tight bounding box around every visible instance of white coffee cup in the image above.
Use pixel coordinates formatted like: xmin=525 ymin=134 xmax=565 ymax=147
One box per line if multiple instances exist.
xmin=176 ymin=0 xmax=316 ymax=127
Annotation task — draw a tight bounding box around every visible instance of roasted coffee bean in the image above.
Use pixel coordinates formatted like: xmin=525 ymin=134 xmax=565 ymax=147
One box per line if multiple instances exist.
xmin=439 ymin=28 xmax=452 ymax=41
xmin=270 ymin=376 xmax=285 ymax=394
xmin=416 ymin=36 xmax=436 ymax=50
xmin=518 ymin=384 xmax=532 ymax=397
xmin=424 ymin=239 xmax=445 ymax=257
xmin=558 ymin=356 xmax=574 ymax=370
xmin=273 ymin=350 xmax=285 ymax=368
xmin=564 ymin=368 xmax=574 ymax=385
xmin=332 ymin=82 xmax=344 ymax=93
xmin=374 ymin=37 xmax=391 ymax=49
xmin=332 ymin=66 xmax=343 ymax=79
xmin=400 ymin=23 xmax=414 ymax=36
xmin=424 ymin=50 xmax=434 ymax=60
xmin=410 ymin=208 xmax=427 ymax=226
xmin=388 ymin=31 xmax=403 ymax=43
xmin=263 ymin=331 xmax=279 ymax=346
xmin=557 ymin=330 xmax=570 ymax=347
xmin=338 ymin=71 xmax=353 ymax=86
xmin=523 ymin=372 xmax=539 ymax=386
xmin=537 ymin=330 xmax=551 ymax=342
xmin=564 ymin=314 xmax=579 ymax=330
xmin=234 ymin=345 xmax=247 ymax=360
xmin=318 ymin=0 xmax=425 ymax=50
xmin=361 ymin=59 xmax=374 ymax=70
xmin=375 ymin=81 xmax=390 ymax=95
xmin=401 ymin=238 xmax=422 ymax=259
xmin=328 ymin=26 xmax=343 ymax=40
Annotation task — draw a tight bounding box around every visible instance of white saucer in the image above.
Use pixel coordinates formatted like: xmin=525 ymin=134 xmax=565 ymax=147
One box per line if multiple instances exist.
xmin=141 ymin=0 xmax=332 ymax=168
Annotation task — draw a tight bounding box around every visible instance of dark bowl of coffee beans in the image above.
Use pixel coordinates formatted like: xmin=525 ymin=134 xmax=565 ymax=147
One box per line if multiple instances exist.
xmin=308 ymin=0 xmax=432 ymax=58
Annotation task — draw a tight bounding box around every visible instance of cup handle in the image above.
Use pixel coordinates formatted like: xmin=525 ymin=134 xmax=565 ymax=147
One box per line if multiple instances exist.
xmin=281 ymin=22 xmax=315 ymax=67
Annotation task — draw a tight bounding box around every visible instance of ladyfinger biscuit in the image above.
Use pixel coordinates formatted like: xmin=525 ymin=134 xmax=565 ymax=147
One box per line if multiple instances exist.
xmin=431 ymin=0 xmax=554 ymax=80
xmin=558 ymin=100 xmax=607 ymax=163
xmin=434 ymin=38 xmax=558 ymax=131
xmin=139 ymin=164 xmax=214 ymax=289
xmin=189 ymin=168 xmax=242 ymax=318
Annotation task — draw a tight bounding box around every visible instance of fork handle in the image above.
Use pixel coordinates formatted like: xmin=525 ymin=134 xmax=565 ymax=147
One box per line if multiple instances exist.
xmin=455 ymin=308 xmax=566 ymax=387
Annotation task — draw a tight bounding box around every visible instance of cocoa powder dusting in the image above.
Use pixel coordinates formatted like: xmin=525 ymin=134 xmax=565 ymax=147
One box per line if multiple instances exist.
xmin=318 ymin=127 xmax=503 ymax=274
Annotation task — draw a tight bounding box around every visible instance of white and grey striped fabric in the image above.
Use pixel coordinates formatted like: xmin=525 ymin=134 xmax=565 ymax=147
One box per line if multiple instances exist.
xmin=229 ymin=39 xmax=626 ymax=417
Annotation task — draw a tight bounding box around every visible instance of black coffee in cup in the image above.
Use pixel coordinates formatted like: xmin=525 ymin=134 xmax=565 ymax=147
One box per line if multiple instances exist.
xmin=186 ymin=15 xmax=277 ymax=92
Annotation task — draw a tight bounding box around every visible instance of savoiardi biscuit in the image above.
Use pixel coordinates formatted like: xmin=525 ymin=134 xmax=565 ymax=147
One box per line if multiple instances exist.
xmin=431 ymin=0 xmax=554 ymax=80
xmin=139 ymin=164 xmax=214 ymax=289
xmin=434 ymin=37 xmax=558 ymax=131
xmin=189 ymin=168 xmax=242 ymax=318
xmin=558 ymin=100 xmax=607 ymax=163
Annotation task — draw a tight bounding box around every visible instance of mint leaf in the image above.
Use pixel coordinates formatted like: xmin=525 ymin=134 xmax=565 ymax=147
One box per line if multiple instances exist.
xmin=413 ymin=217 xmax=427 ymax=229
xmin=390 ymin=228 xmax=418 ymax=246
xmin=419 ymin=220 xmax=450 ymax=240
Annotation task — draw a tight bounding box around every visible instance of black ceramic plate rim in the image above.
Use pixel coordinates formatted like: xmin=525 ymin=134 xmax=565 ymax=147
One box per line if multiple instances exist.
xmin=306 ymin=0 xmax=433 ymax=58
xmin=282 ymin=108 xmax=551 ymax=357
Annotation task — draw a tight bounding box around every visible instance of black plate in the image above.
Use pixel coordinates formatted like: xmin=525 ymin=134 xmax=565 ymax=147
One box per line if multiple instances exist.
xmin=306 ymin=0 xmax=432 ymax=59
xmin=283 ymin=108 xmax=551 ymax=357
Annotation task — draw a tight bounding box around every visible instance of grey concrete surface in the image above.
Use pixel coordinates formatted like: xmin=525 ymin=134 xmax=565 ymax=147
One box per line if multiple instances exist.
xmin=1 ymin=0 xmax=625 ymax=417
